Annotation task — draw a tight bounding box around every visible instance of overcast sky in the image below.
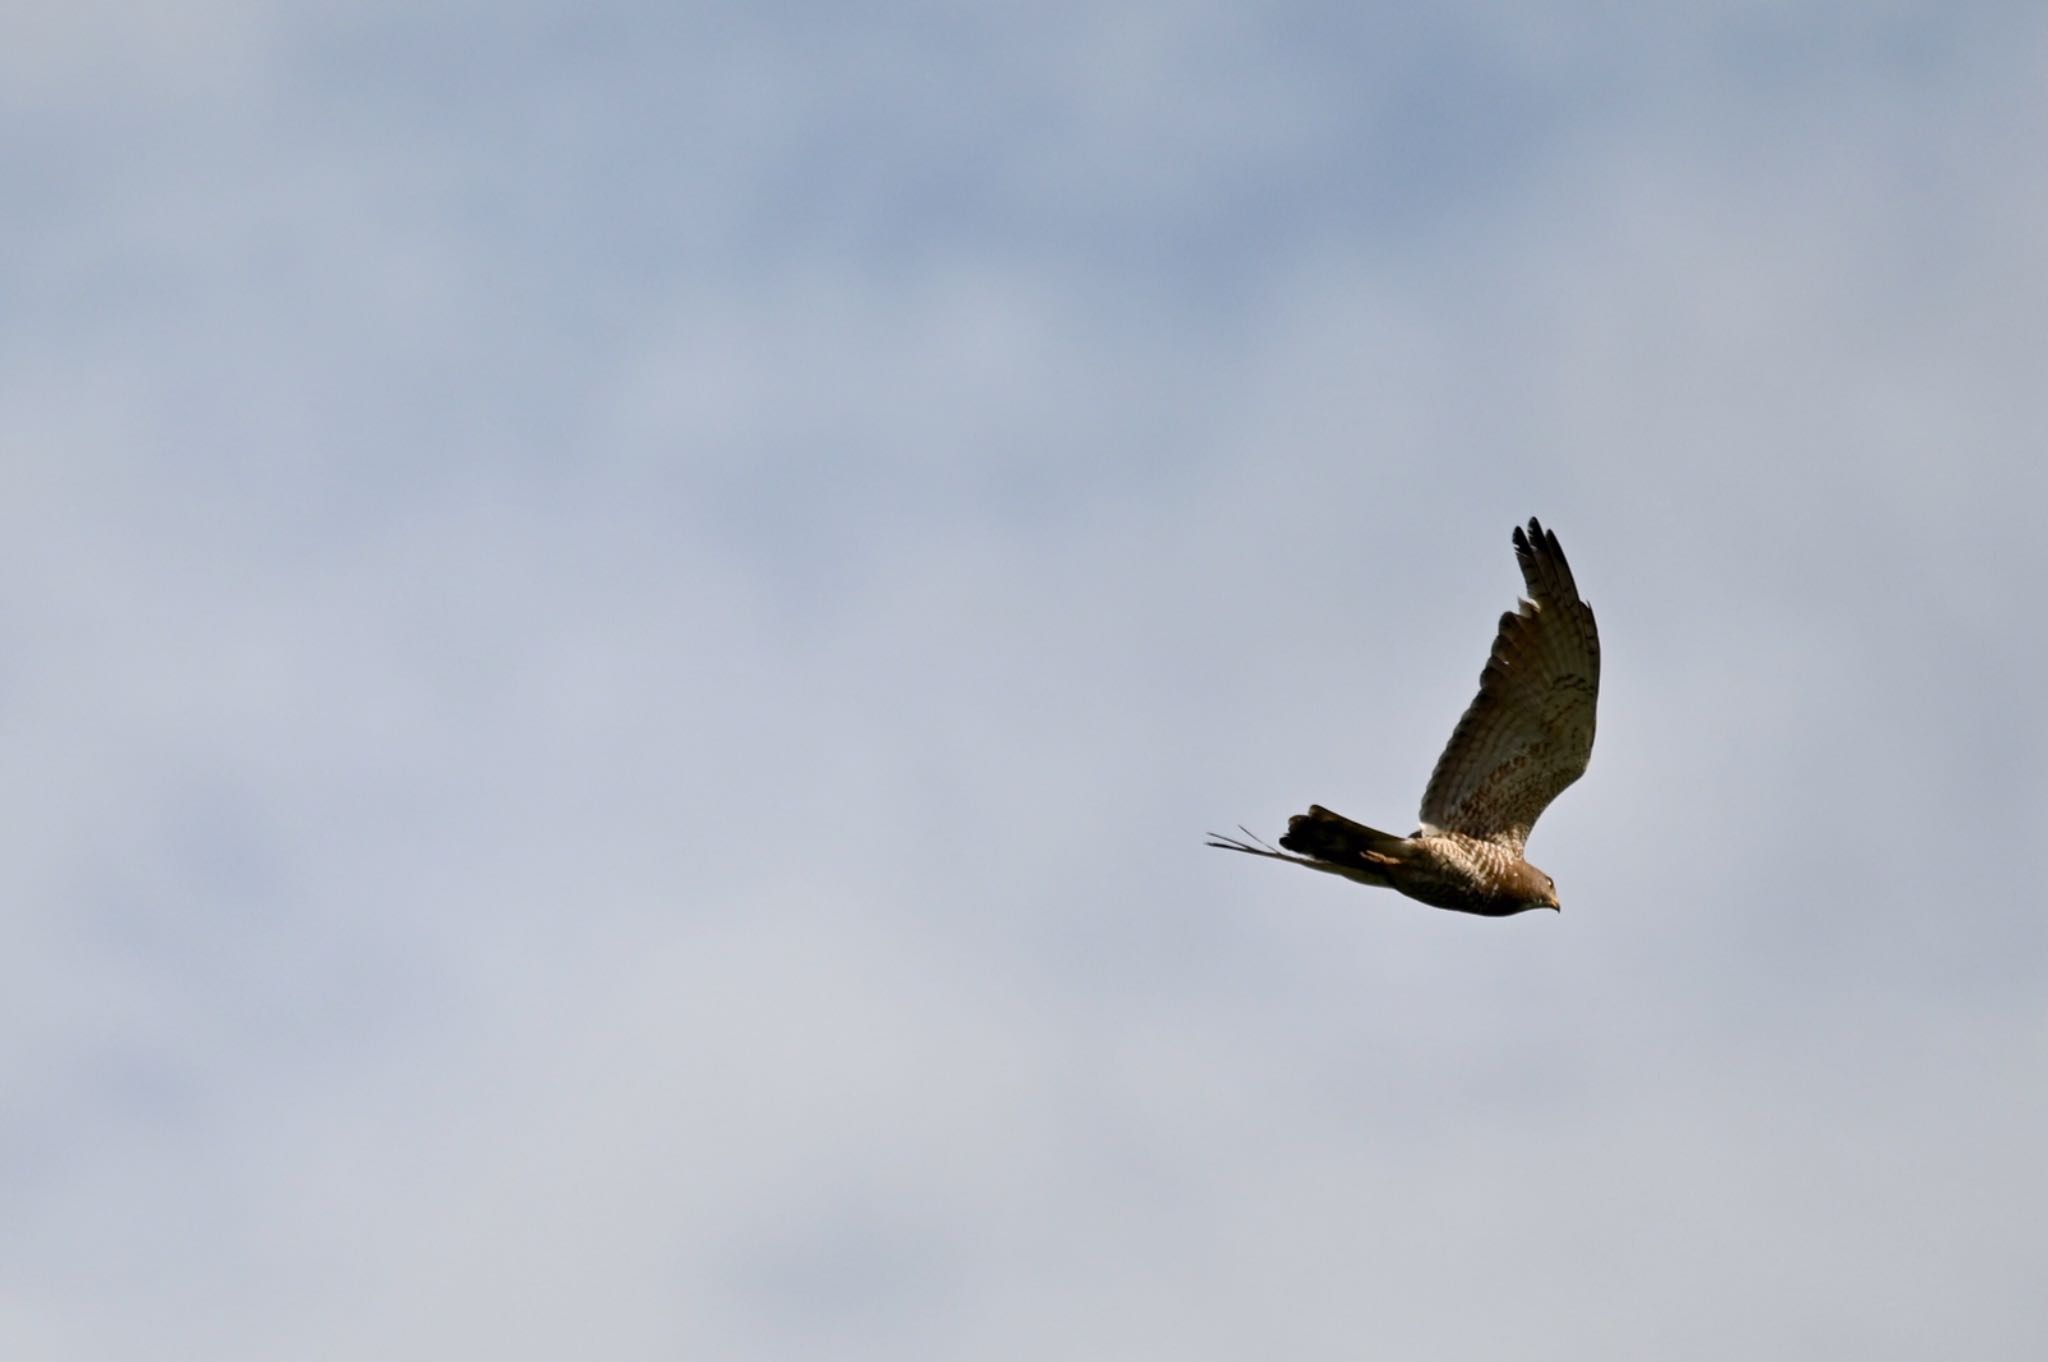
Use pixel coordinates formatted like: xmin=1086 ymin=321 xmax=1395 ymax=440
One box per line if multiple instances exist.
xmin=5 ymin=2 xmax=2046 ymax=1358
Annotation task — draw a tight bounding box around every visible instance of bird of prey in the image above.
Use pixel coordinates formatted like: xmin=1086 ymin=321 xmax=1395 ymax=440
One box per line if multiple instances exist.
xmin=1209 ymin=517 xmax=1598 ymax=917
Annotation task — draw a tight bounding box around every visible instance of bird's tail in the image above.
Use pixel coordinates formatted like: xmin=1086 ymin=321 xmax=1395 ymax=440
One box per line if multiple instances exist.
xmin=1279 ymin=805 xmax=1408 ymax=871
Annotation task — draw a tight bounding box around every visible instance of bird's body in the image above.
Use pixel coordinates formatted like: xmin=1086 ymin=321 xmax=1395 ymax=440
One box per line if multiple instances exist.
xmin=1266 ymin=807 xmax=1557 ymax=917
xmin=1210 ymin=518 xmax=1599 ymax=918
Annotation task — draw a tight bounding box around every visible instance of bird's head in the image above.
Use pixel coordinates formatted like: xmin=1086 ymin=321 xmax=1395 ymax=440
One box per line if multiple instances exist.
xmin=1522 ymin=863 xmax=1562 ymax=913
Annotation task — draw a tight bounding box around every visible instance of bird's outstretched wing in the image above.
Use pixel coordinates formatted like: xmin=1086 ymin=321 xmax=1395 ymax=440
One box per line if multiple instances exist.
xmin=1417 ymin=517 xmax=1599 ymax=853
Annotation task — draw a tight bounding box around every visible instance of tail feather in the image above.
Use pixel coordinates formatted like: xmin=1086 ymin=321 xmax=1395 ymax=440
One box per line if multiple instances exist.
xmin=1208 ymin=805 xmax=1409 ymax=890
xmin=1280 ymin=805 xmax=1406 ymax=869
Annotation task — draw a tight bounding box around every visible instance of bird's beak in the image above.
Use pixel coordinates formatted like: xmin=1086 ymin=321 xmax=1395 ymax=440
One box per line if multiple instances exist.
xmin=1548 ymin=900 xmax=1562 ymax=912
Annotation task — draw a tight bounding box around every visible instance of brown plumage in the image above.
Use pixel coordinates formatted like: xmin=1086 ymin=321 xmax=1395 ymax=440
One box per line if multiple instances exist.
xmin=1209 ymin=517 xmax=1599 ymax=917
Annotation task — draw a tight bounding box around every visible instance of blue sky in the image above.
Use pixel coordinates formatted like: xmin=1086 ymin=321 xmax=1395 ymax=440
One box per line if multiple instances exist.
xmin=5 ymin=2 xmax=2046 ymax=1358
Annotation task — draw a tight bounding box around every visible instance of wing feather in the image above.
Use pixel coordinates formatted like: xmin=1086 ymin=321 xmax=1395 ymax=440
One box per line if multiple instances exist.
xmin=1418 ymin=518 xmax=1600 ymax=852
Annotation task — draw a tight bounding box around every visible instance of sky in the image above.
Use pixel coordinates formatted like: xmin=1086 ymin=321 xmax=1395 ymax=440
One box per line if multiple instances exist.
xmin=4 ymin=1 xmax=2046 ymax=1358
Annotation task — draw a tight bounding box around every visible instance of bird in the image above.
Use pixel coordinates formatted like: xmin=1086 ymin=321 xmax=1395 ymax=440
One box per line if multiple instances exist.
xmin=1209 ymin=517 xmax=1599 ymax=917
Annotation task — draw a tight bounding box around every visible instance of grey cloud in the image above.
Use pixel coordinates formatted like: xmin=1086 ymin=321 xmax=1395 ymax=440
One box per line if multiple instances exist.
xmin=4 ymin=2 xmax=2046 ymax=1359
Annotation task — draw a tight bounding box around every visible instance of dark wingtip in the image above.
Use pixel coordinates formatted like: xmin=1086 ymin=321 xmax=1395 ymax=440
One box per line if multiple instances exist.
xmin=1513 ymin=516 xmax=1578 ymax=601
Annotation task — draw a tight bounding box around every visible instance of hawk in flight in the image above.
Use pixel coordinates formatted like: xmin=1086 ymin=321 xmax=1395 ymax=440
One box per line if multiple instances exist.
xmin=1210 ymin=517 xmax=1599 ymax=917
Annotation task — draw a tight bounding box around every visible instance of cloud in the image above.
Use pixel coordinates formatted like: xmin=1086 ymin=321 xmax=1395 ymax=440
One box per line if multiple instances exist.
xmin=4 ymin=2 xmax=2047 ymax=1358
